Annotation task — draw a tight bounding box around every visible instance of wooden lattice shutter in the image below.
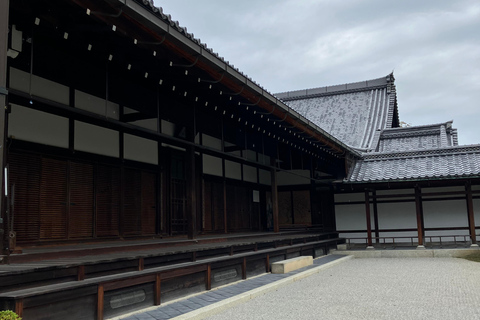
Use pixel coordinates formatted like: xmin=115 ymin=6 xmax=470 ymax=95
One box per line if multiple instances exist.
xmin=9 ymin=153 xmax=41 ymax=242
xmin=96 ymin=165 xmax=120 ymax=237
xmin=68 ymin=161 xmax=94 ymax=238
xmin=40 ymin=157 xmax=67 ymax=240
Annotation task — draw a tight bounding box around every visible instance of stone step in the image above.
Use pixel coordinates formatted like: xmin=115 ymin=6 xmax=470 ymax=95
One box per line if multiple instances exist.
xmin=271 ymin=255 xmax=313 ymax=274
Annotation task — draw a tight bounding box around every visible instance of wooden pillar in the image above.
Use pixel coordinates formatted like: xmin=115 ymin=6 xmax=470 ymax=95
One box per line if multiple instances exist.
xmin=415 ymin=186 xmax=425 ymax=247
xmin=271 ymin=166 xmax=279 ymax=233
xmin=466 ymin=182 xmax=477 ymax=245
xmin=154 ymin=274 xmax=161 ymax=305
xmin=372 ymin=190 xmax=380 ymax=244
xmin=97 ymin=284 xmax=104 ymax=320
xmin=0 ymin=0 xmax=9 ymax=258
xmin=364 ymin=190 xmax=373 ymax=248
xmin=186 ymin=146 xmax=196 ymax=239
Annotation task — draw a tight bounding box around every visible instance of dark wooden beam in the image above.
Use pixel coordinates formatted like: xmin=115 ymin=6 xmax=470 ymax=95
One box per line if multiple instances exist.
xmin=415 ymin=186 xmax=425 ymax=246
xmin=154 ymin=274 xmax=161 ymax=306
xmin=97 ymin=284 xmax=104 ymax=320
xmin=206 ymin=263 xmax=211 ymax=290
xmin=466 ymin=182 xmax=477 ymax=245
xmin=271 ymin=167 xmax=279 ymax=233
xmin=186 ymin=146 xmax=197 ymax=239
xmin=364 ymin=190 xmax=373 ymax=247
xmin=0 ymin=0 xmax=9 ymax=258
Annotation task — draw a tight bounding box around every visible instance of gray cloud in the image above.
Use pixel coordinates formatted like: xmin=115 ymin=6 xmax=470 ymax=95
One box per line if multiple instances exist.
xmin=156 ymin=0 xmax=480 ymax=145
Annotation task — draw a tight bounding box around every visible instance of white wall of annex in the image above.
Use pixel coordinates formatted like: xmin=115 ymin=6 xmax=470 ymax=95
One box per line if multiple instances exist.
xmin=423 ymin=199 xmax=469 ymax=236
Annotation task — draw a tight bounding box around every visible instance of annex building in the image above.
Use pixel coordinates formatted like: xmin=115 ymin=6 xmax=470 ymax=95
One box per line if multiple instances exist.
xmin=0 ymin=0 xmax=479 ymax=319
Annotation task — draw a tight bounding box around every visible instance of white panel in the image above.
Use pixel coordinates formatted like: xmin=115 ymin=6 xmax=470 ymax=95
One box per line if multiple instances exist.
xmin=334 ymin=192 xmax=364 ymax=203
xmin=258 ymin=154 xmax=271 ymax=165
xmin=129 ymin=119 xmax=158 ymax=131
xmin=474 ymin=199 xmax=480 ymax=228
xmin=243 ymin=165 xmax=257 ymax=183
xmin=124 ymin=134 xmax=158 ymax=165
xmin=161 ymin=120 xmax=175 ymax=136
xmin=9 ymin=67 xmax=30 ymax=93
xmin=377 ymin=202 xmax=416 ymax=229
xmin=423 ymin=199 xmax=468 ymax=228
xmin=335 ymin=203 xmax=366 ymax=230
xmin=203 ymin=154 xmax=222 ymax=176
xmin=8 ymin=104 xmax=69 ymax=148
xmin=75 ymin=90 xmax=119 ymax=120
xmin=32 ymin=74 xmax=69 ymax=105
xmin=202 ymin=134 xmax=222 ymax=150
xmin=277 ymin=169 xmax=310 ymax=186
xmin=472 ymin=185 xmax=480 ymax=191
xmin=376 ymin=188 xmax=414 ymax=196
xmin=259 ymin=169 xmax=271 ymax=186
xmin=225 ymin=160 xmax=241 ymax=180
xmin=74 ymin=121 xmax=119 ymax=157
xmin=245 ymin=150 xmax=256 ymax=161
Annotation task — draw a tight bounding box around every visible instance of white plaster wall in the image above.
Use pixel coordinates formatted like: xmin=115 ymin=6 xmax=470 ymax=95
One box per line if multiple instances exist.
xmin=423 ymin=199 xmax=468 ymax=228
xmin=128 ymin=119 xmax=157 ymax=131
xmin=225 ymin=160 xmax=241 ymax=180
xmin=203 ymin=154 xmax=223 ymax=177
xmin=124 ymin=134 xmax=158 ymax=165
xmin=335 ymin=203 xmax=368 ymax=231
xmin=74 ymin=121 xmax=119 ymax=157
xmin=377 ymin=202 xmax=416 ymax=229
xmin=474 ymin=199 xmax=480 ymax=228
xmin=9 ymin=68 xmax=69 ymax=105
xmin=243 ymin=165 xmax=257 ymax=183
xmin=259 ymin=169 xmax=271 ymax=186
xmin=75 ymin=90 xmax=119 ymax=120
xmin=161 ymin=120 xmax=175 ymax=136
xmin=472 ymin=185 xmax=480 ymax=191
xmin=245 ymin=150 xmax=256 ymax=162
xmin=202 ymin=134 xmax=222 ymax=150
xmin=277 ymin=170 xmax=310 ymax=186
xmin=9 ymin=104 xmax=69 ymax=148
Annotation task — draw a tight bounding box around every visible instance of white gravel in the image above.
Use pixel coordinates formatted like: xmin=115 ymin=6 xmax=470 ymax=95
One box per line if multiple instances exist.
xmin=206 ymin=258 xmax=480 ymax=320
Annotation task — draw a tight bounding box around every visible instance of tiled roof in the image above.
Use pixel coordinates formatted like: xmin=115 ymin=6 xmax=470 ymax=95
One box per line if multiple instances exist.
xmin=346 ymin=145 xmax=480 ymax=182
xmin=276 ymin=74 xmax=398 ymax=150
xmin=374 ymin=121 xmax=458 ymax=152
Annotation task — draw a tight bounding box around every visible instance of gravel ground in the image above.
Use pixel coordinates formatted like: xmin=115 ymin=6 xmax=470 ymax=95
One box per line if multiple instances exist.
xmin=206 ymin=258 xmax=480 ymax=320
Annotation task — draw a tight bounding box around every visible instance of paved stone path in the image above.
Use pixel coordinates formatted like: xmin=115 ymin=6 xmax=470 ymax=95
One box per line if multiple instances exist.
xmin=207 ymin=257 xmax=480 ymax=320
xmin=118 ymin=255 xmax=345 ymax=320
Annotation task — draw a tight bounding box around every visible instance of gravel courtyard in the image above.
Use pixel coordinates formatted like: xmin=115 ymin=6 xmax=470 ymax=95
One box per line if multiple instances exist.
xmin=206 ymin=258 xmax=480 ymax=320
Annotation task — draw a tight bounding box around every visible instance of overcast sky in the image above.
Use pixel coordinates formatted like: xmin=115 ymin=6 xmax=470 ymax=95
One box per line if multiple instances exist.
xmin=154 ymin=0 xmax=480 ymax=145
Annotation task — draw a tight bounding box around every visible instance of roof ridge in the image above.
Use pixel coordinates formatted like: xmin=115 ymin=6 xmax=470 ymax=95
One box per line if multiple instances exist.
xmin=362 ymin=144 xmax=480 ymax=161
xmin=275 ymin=73 xmax=394 ymax=100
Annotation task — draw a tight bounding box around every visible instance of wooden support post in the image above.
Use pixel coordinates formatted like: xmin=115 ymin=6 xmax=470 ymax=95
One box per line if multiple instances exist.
xmin=242 ymin=257 xmax=247 ymax=279
xmin=186 ymin=146 xmax=196 ymax=239
xmin=415 ymin=186 xmax=425 ymax=248
xmin=15 ymin=299 xmax=23 ymax=318
xmin=154 ymin=274 xmax=161 ymax=306
xmin=373 ymin=191 xmax=380 ymax=244
xmin=364 ymin=190 xmax=373 ymax=248
xmin=466 ymin=182 xmax=477 ymax=245
xmin=77 ymin=265 xmax=85 ymax=281
xmin=97 ymin=284 xmax=104 ymax=320
xmin=223 ymin=178 xmax=228 ymax=234
xmin=138 ymin=257 xmax=144 ymax=271
xmin=0 ymin=0 xmax=9 ymax=258
xmin=271 ymin=166 xmax=279 ymax=233
xmin=206 ymin=264 xmax=211 ymax=290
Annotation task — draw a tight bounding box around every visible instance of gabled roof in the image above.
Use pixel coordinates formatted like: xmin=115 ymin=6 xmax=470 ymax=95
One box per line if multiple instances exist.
xmin=346 ymin=145 xmax=480 ymax=183
xmin=373 ymin=121 xmax=459 ymax=153
xmin=276 ymin=74 xmax=399 ymax=150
